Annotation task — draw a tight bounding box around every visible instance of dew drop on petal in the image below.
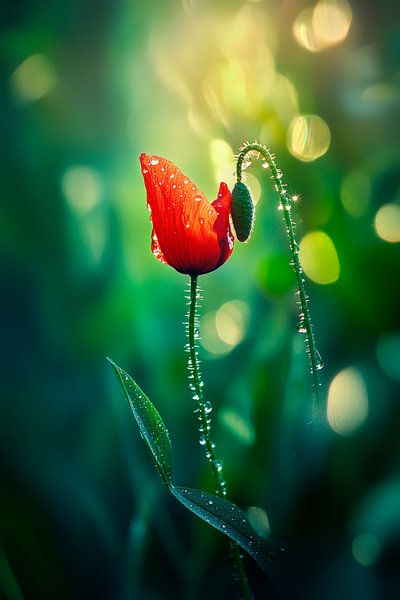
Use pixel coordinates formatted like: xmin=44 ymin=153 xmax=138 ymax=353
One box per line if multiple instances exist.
xmin=150 ymin=158 xmax=159 ymax=165
xmin=199 ymin=217 xmax=204 ymax=225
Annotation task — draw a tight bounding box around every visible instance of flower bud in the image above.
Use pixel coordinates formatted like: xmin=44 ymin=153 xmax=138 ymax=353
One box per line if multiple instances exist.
xmin=231 ymin=181 xmax=255 ymax=242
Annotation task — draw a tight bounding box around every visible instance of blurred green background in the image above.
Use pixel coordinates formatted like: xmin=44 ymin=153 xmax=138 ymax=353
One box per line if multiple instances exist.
xmin=1 ymin=0 xmax=400 ymax=598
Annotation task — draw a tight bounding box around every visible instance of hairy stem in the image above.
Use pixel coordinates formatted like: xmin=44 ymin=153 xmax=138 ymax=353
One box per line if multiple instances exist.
xmin=187 ymin=275 xmax=252 ymax=599
xmin=236 ymin=143 xmax=323 ymax=399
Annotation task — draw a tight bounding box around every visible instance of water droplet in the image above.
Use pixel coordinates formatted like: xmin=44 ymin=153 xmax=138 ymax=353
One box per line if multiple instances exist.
xmin=214 ymin=460 xmax=223 ymax=472
xmin=142 ymin=168 xmax=148 ymax=174
xmin=297 ymin=321 xmax=307 ymax=334
xmin=150 ymin=158 xmax=159 ymax=165
xmin=262 ymin=160 xmax=269 ymax=169
xmin=169 ymin=173 xmax=175 ymax=179
xmin=185 ymin=221 xmax=190 ymax=228
xmin=316 ymin=350 xmax=324 ymax=370
xmin=207 ymin=209 xmax=213 ymax=215
xmin=204 ymin=401 xmax=212 ymax=414
xmin=199 ymin=217 xmax=204 ymax=225
xmin=183 ymin=178 xmax=189 ymax=184
xmin=208 ymin=500 xmax=213 ymax=505
xmin=172 ymin=184 xmax=177 ymax=189
xmin=199 ymin=434 xmax=206 ymax=446
xmin=195 ymin=196 xmax=202 ymax=202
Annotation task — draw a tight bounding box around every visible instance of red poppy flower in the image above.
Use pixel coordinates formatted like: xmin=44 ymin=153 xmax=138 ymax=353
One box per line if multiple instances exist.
xmin=140 ymin=154 xmax=234 ymax=276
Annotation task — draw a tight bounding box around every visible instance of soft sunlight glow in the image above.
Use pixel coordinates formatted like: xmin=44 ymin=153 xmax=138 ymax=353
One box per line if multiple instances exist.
xmin=293 ymin=0 xmax=352 ymax=52
xmin=293 ymin=8 xmax=322 ymax=53
xmin=244 ymin=173 xmax=261 ymax=206
xmin=247 ymin=507 xmax=270 ymax=537
xmin=374 ymin=204 xmax=400 ymax=243
xmin=327 ymin=367 xmax=368 ymax=436
xmin=272 ymin=74 xmax=299 ymax=123
xmin=287 ymin=115 xmax=331 ymax=162
xmin=62 ymin=167 xmax=103 ymax=213
xmin=352 ymin=533 xmax=381 ymax=567
xmin=299 ymin=231 xmax=340 ymax=284
xmin=209 ymin=139 xmax=235 ymax=188
xmin=200 ymin=311 xmax=232 ymax=356
xmin=312 ymin=0 xmax=352 ymax=47
xmin=215 ymin=301 xmax=249 ymax=346
xmin=11 ymin=54 xmax=56 ymax=103
xmin=200 ymin=301 xmax=249 ymax=356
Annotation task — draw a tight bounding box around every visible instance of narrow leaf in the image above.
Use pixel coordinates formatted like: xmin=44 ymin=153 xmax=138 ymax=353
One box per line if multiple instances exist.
xmin=108 ymin=358 xmax=173 ymax=485
xmin=170 ymin=485 xmax=272 ymax=574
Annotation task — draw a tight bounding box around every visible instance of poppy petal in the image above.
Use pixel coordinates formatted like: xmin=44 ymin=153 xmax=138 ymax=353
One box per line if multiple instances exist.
xmin=140 ymin=154 xmax=234 ymax=275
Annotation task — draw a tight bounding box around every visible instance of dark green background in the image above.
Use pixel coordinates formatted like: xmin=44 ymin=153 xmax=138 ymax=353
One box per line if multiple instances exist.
xmin=1 ymin=0 xmax=399 ymax=598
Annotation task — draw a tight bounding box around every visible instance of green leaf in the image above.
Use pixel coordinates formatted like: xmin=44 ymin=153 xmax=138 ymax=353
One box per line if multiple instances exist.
xmin=107 ymin=358 xmax=173 ymax=485
xmin=170 ymin=485 xmax=272 ymax=574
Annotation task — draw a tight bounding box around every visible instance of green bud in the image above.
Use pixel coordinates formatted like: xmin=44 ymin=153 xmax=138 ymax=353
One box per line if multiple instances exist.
xmin=231 ymin=181 xmax=255 ymax=242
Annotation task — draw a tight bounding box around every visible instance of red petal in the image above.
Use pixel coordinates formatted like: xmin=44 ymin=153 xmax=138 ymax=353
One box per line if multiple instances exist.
xmin=140 ymin=154 xmax=234 ymax=275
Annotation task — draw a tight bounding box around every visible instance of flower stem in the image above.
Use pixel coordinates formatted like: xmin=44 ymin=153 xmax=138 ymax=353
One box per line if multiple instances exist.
xmin=236 ymin=143 xmax=323 ymax=400
xmin=187 ymin=275 xmax=252 ymax=599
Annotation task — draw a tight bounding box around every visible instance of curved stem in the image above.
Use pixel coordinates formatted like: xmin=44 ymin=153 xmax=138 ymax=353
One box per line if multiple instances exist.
xmin=236 ymin=143 xmax=323 ymax=399
xmin=187 ymin=275 xmax=252 ymax=599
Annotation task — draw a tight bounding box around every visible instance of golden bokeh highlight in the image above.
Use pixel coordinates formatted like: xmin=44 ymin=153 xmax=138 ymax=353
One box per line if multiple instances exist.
xmin=293 ymin=0 xmax=352 ymax=53
xmin=11 ymin=54 xmax=56 ymax=103
xmin=312 ymin=0 xmax=352 ymax=47
xmin=327 ymin=367 xmax=368 ymax=436
xmin=293 ymin=8 xmax=323 ymax=53
xmin=215 ymin=301 xmax=249 ymax=346
xmin=287 ymin=115 xmax=331 ymax=162
xmin=374 ymin=204 xmax=400 ymax=243
xmin=299 ymin=231 xmax=340 ymax=284
xmin=200 ymin=300 xmax=249 ymax=356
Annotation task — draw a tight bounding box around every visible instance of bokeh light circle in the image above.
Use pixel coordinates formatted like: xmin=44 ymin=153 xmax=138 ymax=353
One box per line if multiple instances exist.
xmin=287 ymin=114 xmax=331 ymax=162
xmin=374 ymin=204 xmax=400 ymax=243
xmin=299 ymin=231 xmax=340 ymax=284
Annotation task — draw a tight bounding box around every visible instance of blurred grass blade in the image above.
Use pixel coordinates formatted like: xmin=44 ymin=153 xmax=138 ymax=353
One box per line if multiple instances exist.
xmin=107 ymin=358 xmax=173 ymax=485
xmin=170 ymin=485 xmax=272 ymax=574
